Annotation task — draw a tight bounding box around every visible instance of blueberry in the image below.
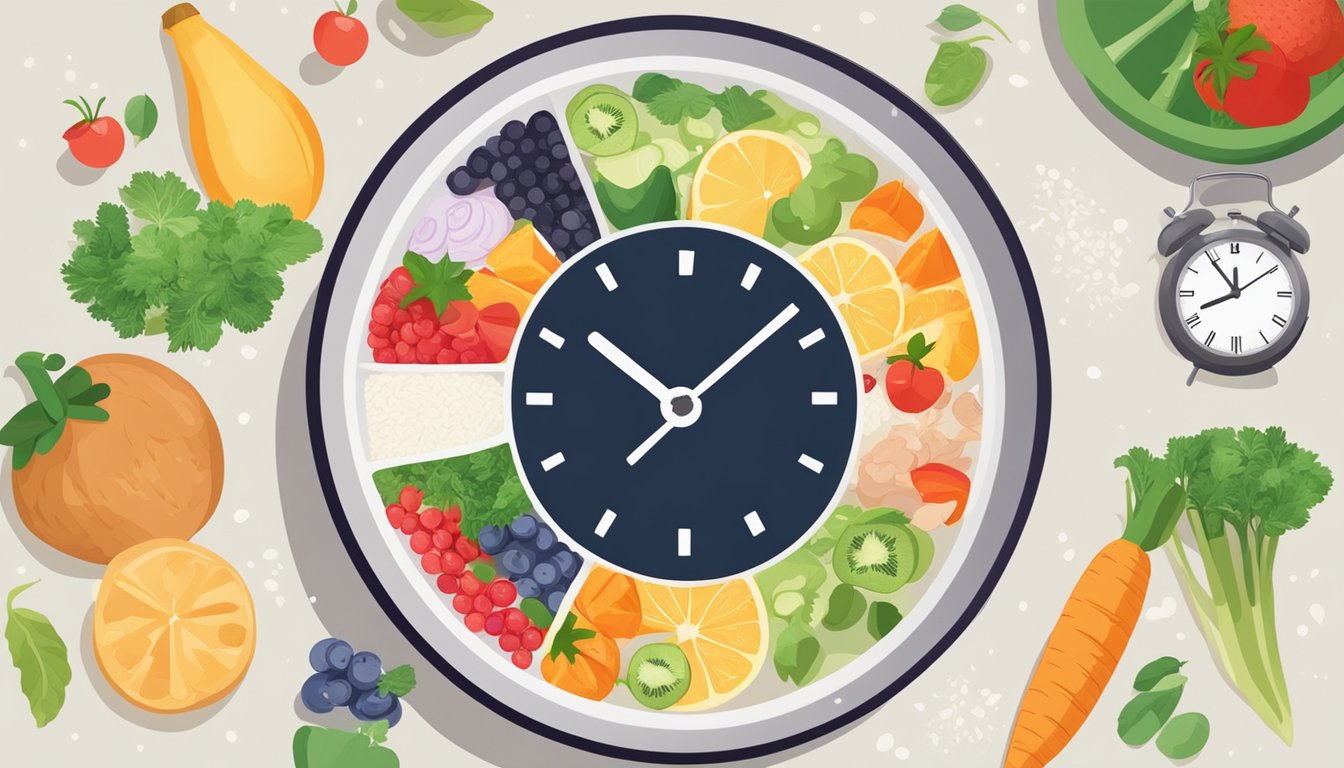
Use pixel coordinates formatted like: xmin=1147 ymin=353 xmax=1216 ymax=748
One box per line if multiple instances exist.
xmin=301 ymin=672 xmax=335 ymax=714
xmin=520 ymin=137 xmax=536 ymax=156
xmin=499 ymin=544 xmax=534 ymax=575
xmin=509 ymin=515 xmax=538 ymax=540
xmin=468 ymin=148 xmax=492 ymax=175
xmin=484 ymin=135 xmax=501 ymax=156
xmin=503 ymin=120 xmax=526 ymax=140
xmin=515 ymin=576 xmax=541 ymax=598
xmin=348 ymin=651 xmax=382 ymax=691
xmin=568 ymin=176 xmax=586 ymax=193
xmin=558 ymin=164 xmax=576 ymax=181
xmin=506 ymin=155 xmax=523 ymax=171
xmin=535 ymin=155 xmax=552 ymax=173
xmin=498 ymin=138 xmax=516 ymax=156
xmin=324 ymin=673 xmax=353 ymax=706
xmin=447 ymin=168 xmax=478 ymax=195
xmin=309 ymin=638 xmax=353 ymax=672
xmin=477 ymin=525 xmax=509 ymax=555
xmin=549 ymin=229 xmax=571 ymax=251
xmin=385 ymin=699 xmax=403 ymax=728
xmin=489 ymin=162 xmax=508 ymax=182
xmin=522 ymin=206 xmax=538 ymax=220
xmin=550 ymin=142 xmax=569 ymax=160
xmin=508 ymin=196 xmax=527 ymax=214
xmin=532 ymin=207 xmax=555 ymax=228
xmin=542 ymin=174 xmax=563 ymax=194
xmin=354 ymin=689 xmax=397 ymax=720
xmin=532 ymin=561 xmax=559 ymax=588
xmin=528 ymin=111 xmax=554 ymax=134
xmin=534 ymin=525 xmax=557 ymax=552
xmin=554 ymin=193 xmax=572 ymax=210
xmin=517 ymin=169 xmax=537 ymax=188
xmin=551 ymin=550 xmax=577 ymax=578
xmin=560 ymin=210 xmax=584 ymax=231
xmin=575 ymin=229 xmax=596 ymax=249
xmin=497 ymin=180 xmax=517 ymax=199
xmin=526 ymin=187 xmax=545 ymax=205
xmin=546 ymin=590 xmax=566 ymax=613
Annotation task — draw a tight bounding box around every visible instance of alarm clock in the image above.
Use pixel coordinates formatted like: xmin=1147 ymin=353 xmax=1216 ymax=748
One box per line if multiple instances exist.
xmin=508 ymin=224 xmax=860 ymax=583
xmin=1156 ymin=172 xmax=1311 ymax=383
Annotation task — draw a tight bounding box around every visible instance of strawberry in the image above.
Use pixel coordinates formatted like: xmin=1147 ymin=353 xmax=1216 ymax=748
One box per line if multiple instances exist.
xmin=1194 ymin=10 xmax=1311 ymax=128
xmin=1230 ymin=0 xmax=1344 ymax=75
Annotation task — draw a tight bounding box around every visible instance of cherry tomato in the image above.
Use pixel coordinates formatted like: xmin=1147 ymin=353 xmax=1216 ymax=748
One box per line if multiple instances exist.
xmin=863 ymin=373 xmax=876 ymax=393
xmin=313 ymin=2 xmax=369 ymax=67
xmin=884 ymin=332 xmax=945 ymax=413
xmin=62 ymin=96 xmax=124 ymax=169
xmin=1194 ymin=37 xmax=1309 ymax=127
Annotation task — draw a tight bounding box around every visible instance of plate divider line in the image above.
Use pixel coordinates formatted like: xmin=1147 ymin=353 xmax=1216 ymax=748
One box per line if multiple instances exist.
xmin=365 ymin=433 xmax=510 ymax=472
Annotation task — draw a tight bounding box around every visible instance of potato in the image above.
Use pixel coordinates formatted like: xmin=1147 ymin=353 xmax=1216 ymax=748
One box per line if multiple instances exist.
xmin=11 ymin=354 xmax=223 ymax=564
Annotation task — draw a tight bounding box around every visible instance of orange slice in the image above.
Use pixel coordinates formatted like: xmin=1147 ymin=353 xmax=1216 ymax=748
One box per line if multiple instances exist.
xmin=484 ymin=222 xmax=561 ymax=294
xmin=897 ymin=279 xmax=980 ymax=381
xmin=799 ymin=236 xmax=905 ymax=359
xmin=896 ymin=228 xmax=961 ymax=290
xmin=688 ymin=130 xmax=810 ymax=237
xmin=636 ymin=578 xmax=767 ymax=711
xmin=466 ymin=270 xmax=534 ymax=317
xmin=93 ymin=539 xmax=256 ymax=713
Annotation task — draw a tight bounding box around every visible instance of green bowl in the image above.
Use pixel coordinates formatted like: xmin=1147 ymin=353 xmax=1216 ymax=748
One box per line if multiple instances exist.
xmin=1057 ymin=0 xmax=1344 ymax=164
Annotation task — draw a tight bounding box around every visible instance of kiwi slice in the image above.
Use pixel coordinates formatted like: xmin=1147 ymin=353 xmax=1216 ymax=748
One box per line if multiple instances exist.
xmin=908 ymin=525 xmax=936 ymax=584
xmin=832 ymin=523 xmax=918 ymax=594
xmin=626 ymin=643 xmax=691 ymax=710
xmin=566 ymin=86 xmax=638 ymax=157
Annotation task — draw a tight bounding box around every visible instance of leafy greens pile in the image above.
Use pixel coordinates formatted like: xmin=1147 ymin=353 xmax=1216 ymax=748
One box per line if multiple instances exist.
xmin=61 ymin=171 xmax=322 ymax=352
xmin=1119 ymin=427 xmax=1332 ymax=743
xmin=372 ymin=444 xmax=530 ymax=540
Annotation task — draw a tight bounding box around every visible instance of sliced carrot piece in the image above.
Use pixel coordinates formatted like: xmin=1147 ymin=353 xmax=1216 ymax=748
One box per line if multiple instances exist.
xmin=850 ymin=181 xmax=925 ymax=241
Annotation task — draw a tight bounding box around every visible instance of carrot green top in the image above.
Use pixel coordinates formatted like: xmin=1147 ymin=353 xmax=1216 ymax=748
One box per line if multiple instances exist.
xmin=1115 ymin=447 xmax=1187 ymax=552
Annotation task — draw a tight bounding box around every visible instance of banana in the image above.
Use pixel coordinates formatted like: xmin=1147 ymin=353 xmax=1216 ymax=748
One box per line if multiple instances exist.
xmin=163 ymin=3 xmax=324 ymax=219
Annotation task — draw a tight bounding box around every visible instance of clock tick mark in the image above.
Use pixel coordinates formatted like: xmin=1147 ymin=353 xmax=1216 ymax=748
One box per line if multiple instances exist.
xmin=539 ymin=328 xmax=565 ymax=349
xmin=744 ymin=511 xmax=765 ymax=537
xmin=595 ymin=263 xmax=618 ymax=292
xmin=678 ymin=528 xmax=692 ymax=557
xmin=798 ymin=328 xmax=826 ymax=349
xmin=525 ymin=392 xmax=553 ymax=406
xmin=812 ymin=391 xmax=838 ymax=405
xmin=594 ymin=509 xmax=616 ymax=538
xmin=798 ymin=453 xmax=824 ymax=473
xmin=540 ymin=452 xmax=565 ymax=471
xmin=741 ymin=263 xmax=761 ymax=290
xmin=678 ymin=249 xmax=695 ymax=276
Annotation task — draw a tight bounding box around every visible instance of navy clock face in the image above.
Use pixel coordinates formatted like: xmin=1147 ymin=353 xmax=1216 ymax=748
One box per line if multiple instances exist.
xmin=508 ymin=225 xmax=860 ymax=582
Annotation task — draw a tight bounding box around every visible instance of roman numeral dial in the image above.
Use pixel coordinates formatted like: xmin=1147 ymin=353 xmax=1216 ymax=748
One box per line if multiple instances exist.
xmin=1172 ymin=240 xmax=1297 ymax=357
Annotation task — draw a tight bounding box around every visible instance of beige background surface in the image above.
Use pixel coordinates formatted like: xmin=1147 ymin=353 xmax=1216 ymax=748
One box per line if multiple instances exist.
xmin=2 ymin=1 xmax=1340 ymax=766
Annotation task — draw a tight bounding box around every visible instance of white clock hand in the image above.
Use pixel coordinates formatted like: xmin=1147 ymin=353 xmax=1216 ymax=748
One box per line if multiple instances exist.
xmin=626 ymin=421 xmax=675 ymax=466
xmin=587 ymin=331 xmax=673 ymax=402
xmin=691 ymin=303 xmax=800 ymax=397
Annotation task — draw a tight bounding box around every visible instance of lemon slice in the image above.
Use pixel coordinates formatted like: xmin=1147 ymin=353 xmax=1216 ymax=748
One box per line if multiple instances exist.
xmin=799 ymin=236 xmax=905 ymax=359
xmin=688 ymin=130 xmax=810 ymax=237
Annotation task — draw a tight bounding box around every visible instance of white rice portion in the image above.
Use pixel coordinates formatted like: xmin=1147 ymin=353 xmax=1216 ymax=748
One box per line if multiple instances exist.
xmin=364 ymin=372 xmax=506 ymax=461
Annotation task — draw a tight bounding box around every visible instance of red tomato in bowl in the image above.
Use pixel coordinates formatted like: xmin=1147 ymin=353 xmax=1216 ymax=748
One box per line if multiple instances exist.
xmin=1194 ymin=38 xmax=1310 ymax=127
xmin=314 ymin=2 xmax=369 ymax=67
xmin=62 ymin=96 xmax=124 ymax=169
xmin=884 ymin=332 xmax=945 ymax=414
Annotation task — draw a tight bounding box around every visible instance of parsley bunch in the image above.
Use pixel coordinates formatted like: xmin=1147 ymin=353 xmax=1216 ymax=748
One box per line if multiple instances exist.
xmin=372 ymin=444 xmax=530 ymax=539
xmin=631 ymin=73 xmax=776 ymax=131
xmin=61 ymin=171 xmax=322 ymax=351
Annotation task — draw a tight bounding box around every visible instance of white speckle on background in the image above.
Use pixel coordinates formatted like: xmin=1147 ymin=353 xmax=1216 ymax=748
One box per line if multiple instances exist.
xmin=263 ymin=579 xmax=279 ymax=592
xmin=974 ymin=117 xmax=984 ymax=127
xmin=89 ymin=82 xmax=99 ymax=90
xmin=233 ymin=508 xmax=250 ymax=523
xmin=1008 ymin=75 xmax=1028 ymax=88
xmin=280 ymin=6 xmax=288 ymax=14
xmin=1017 ymin=40 xmax=1030 ymax=54
xmin=1018 ymin=601 xmax=1028 ymax=612
xmin=876 ymin=733 xmax=894 ymax=752
xmin=225 ymin=731 xmax=237 ymax=744
xmin=246 ymin=560 xmax=255 ymax=569
xmin=16 ymin=565 xmax=26 ymax=575
xmin=1309 ymin=604 xmax=1325 ymax=624
xmin=71 ymin=733 xmax=78 ymax=742
xmin=1016 ymin=3 xmax=1026 ymax=12
xmin=63 ymin=69 xmax=75 ymax=82
xmin=275 ymin=596 xmax=286 ymax=608
xmin=1057 ymin=532 xmax=1068 ymax=543
xmin=263 ymin=548 xmax=279 ymax=561
xmin=309 ymin=596 xmax=317 ymax=604
xmin=813 ymin=24 xmax=822 ymax=32
xmin=201 ymin=357 xmax=212 ymax=367
xmin=1032 ymin=166 xmax=1134 ymax=320
xmin=18 ymin=138 xmax=27 ymax=148
xmin=1290 ymin=574 xmax=1298 ymax=583
xmin=1146 ymin=596 xmax=1178 ymax=621
xmin=356 ymin=117 xmax=365 ymax=127
xmin=1176 ymin=632 xmax=1186 ymax=640
xmin=1297 ymin=624 xmax=1309 ymax=637
xmin=1086 ymin=366 xmax=1101 ymax=379
xmin=23 ymin=57 xmax=34 ymax=68
xmin=237 ymin=412 xmax=250 ymax=425
xmin=895 ymin=746 xmax=911 ymax=760
xmin=1062 ymin=548 xmax=1076 ymax=562
xmin=1113 ymin=219 xmax=1129 ymax=234
xmin=240 ymin=344 xmax=257 ymax=360
xmin=375 ymin=78 xmax=385 ymax=90
xmin=137 ymin=745 xmax=144 ymax=753
xmin=859 ymin=11 xmax=876 ymax=24
xmin=1311 ymin=568 xmax=1320 ymax=578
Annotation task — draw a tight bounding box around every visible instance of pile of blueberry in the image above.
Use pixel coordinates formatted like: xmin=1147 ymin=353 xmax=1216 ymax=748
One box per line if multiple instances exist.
xmin=300 ymin=638 xmax=409 ymax=726
xmin=446 ymin=110 xmax=600 ymax=260
xmin=478 ymin=513 xmax=581 ymax=614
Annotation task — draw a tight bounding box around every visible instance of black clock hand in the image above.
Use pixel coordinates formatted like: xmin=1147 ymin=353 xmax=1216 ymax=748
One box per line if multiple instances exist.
xmin=1237 ymin=265 xmax=1280 ymax=292
xmin=1209 ymin=256 xmax=1237 ymax=292
xmin=1200 ymin=267 xmax=1242 ymax=309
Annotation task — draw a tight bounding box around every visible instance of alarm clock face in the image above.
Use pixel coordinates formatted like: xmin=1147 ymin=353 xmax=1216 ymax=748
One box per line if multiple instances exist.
xmin=1171 ymin=237 xmax=1303 ymax=363
xmin=509 ymin=225 xmax=860 ymax=583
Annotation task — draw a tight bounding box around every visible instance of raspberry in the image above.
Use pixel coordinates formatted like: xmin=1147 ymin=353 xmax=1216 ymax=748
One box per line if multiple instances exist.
xmin=444 ymin=506 xmax=462 ymax=524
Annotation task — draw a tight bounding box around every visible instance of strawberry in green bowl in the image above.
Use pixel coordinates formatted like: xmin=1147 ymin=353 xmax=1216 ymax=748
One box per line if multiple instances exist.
xmin=1057 ymin=0 xmax=1344 ymax=163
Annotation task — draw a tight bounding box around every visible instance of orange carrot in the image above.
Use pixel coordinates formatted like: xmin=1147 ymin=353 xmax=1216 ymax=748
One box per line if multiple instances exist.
xmin=1003 ymin=452 xmax=1186 ymax=768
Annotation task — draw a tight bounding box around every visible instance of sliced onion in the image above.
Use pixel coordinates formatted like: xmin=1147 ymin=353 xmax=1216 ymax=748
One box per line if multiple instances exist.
xmin=407 ymin=188 xmax=512 ymax=268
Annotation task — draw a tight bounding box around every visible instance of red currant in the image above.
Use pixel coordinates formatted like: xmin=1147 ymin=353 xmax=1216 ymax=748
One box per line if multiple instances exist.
xmin=440 ymin=551 xmax=466 ymax=576
xmin=399 ymin=515 xmax=419 ymax=535
xmin=436 ymin=573 xmax=459 ymax=594
xmin=385 ymin=504 xmax=406 ymax=528
xmin=409 ymin=531 xmax=432 ymax=555
xmin=419 ymin=507 xmax=443 ymax=530
xmin=483 ymin=611 xmax=505 ymax=637
xmin=503 ymin=607 xmax=528 ymax=632
xmin=399 ymin=485 xmax=423 ymax=513
xmin=464 ymin=612 xmax=486 ymax=633
xmin=520 ymin=627 xmax=543 ymax=651
xmin=431 ymin=529 xmax=454 ymax=551
xmin=454 ymin=537 xmax=480 ymax=562
xmin=459 ymin=572 xmax=483 ymax=596
xmin=420 ymin=552 xmax=442 ymax=574
xmin=444 ymin=506 xmax=462 ymax=524
xmin=511 ymin=649 xmax=532 ymax=669
xmin=473 ymin=595 xmax=493 ymax=615
xmin=499 ymin=632 xmax=521 ymax=652
xmin=488 ymin=579 xmax=518 ymax=608
xmin=452 ymin=593 xmax=473 ymax=614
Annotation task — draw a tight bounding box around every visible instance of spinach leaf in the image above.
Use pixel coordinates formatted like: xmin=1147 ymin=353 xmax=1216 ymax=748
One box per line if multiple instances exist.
xmin=769 ymin=192 xmax=840 ymax=246
xmin=396 ymin=0 xmax=493 ymax=38
xmin=773 ymin=615 xmax=823 ymax=686
xmin=1133 ymin=656 xmax=1185 ymax=692
xmin=1156 ymin=712 xmax=1210 ymax=759
xmin=925 ymin=39 xmax=990 ymax=107
xmin=867 ymin=601 xmax=903 ymax=641
xmin=935 ymin=5 xmax=1010 ymax=41
xmin=124 ymin=94 xmax=158 ymax=145
xmin=711 ymin=85 xmax=775 ymax=132
xmin=5 ymin=582 xmax=72 ymax=727
xmin=593 ymin=165 xmax=678 ymax=230
xmin=821 ymin=584 xmax=866 ymax=631
xmin=1117 ymin=673 xmax=1186 ymax=746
